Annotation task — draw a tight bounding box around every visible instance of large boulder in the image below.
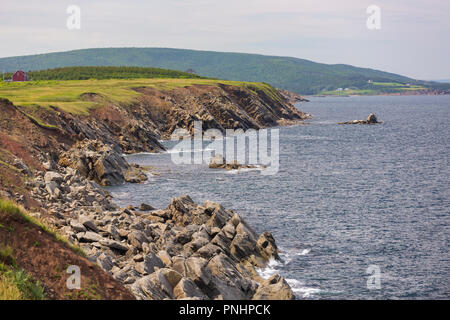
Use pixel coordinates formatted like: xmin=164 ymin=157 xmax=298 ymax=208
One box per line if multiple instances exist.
xmin=252 ymin=274 xmax=295 ymax=300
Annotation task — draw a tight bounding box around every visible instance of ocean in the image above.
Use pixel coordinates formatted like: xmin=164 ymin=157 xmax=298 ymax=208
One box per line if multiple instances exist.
xmin=108 ymin=95 xmax=450 ymax=299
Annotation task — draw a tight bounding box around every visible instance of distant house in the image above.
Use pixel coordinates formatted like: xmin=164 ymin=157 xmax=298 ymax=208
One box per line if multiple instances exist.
xmin=12 ymin=70 xmax=28 ymax=82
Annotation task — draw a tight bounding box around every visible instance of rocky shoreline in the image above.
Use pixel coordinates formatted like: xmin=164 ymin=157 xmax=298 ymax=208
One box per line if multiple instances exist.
xmin=0 ymin=84 xmax=308 ymax=299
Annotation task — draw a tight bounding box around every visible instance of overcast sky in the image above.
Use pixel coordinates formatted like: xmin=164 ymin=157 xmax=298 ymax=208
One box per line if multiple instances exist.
xmin=1 ymin=0 xmax=449 ymax=80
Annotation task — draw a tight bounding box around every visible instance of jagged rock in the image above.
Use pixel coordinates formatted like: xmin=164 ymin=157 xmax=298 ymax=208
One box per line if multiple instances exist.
xmin=79 ymin=231 xmax=104 ymax=243
xmin=139 ymin=203 xmax=155 ymax=211
xmin=339 ymin=113 xmax=380 ymax=125
xmin=58 ymin=139 xmax=147 ymax=186
xmin=79 ymin=216 xmax=99 ymax=232
xmin=252 ymin=274 xmax=294 ymax=300
xmin=208 ymin=154 xmax=257 ymax=170
xmin=206 ymin=253 xmax=257 ymax=300
xmin=106 ymin=224 xmax=122 ymax=241
xmin=44 ymin=171 xmax=63 ymax=184
xmin=173 ymin=277 xmax=208 ymax=300
xmin=13 ymin=158 xmax=31 ymax=175
xmin=257 ymin=232 xmax=279 ymax=261
xmin=366 ymin=113 xmax=378 ymax=123
xmin=141 ymin=252 xmax=164 ymax=274
xmin=159 ymin=268 xmax=183 ymax=288
xmin=157 ymin=250 xmax=172 ymax=267
xmin=97 ymin=253 xmax=115 ymax=272
xmin=99 ymin=239 xmax=129 ymax=252
xmin=131 ymin=269 xmax=174 ymax=300
xmin=69 ymin=220 xmax=87 ymax=232
xmin=128 ymin=230 xmax=149 ymax=249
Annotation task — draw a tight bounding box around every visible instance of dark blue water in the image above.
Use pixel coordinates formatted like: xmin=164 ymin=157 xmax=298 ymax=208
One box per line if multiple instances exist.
xmin=109 ymin=95 xmax=450 ymax=299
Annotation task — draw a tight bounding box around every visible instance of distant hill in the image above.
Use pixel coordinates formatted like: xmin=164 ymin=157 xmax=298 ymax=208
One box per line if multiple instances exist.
xmin=0 ymin=48 xmax=447 ymax=94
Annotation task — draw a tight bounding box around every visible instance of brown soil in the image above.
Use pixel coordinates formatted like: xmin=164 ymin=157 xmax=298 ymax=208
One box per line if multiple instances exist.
xmin=0 ymin=211 xmax=135 ymax=300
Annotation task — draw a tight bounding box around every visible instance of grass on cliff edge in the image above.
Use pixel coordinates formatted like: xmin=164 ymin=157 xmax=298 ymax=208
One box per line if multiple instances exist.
xmin=0 ymin=78 xmax=282 ymax=115
xmin=0 ymin=198 xmax=85 ymax=257
xmin=0 ymin=258 xmax=46 ymax=300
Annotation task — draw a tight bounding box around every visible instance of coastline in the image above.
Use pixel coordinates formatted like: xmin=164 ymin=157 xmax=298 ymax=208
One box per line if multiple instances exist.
xmin=0 ymin=83 xmax=309 ymax=299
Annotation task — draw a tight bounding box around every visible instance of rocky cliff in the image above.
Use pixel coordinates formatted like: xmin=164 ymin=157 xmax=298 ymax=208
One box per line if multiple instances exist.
xmin=0 ymin=82 xmax=308 ymax=299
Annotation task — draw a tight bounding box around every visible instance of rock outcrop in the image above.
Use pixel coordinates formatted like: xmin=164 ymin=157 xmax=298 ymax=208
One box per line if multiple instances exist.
xmin=0 ymin=83 xmax=305 ymax=300
xmin=278 ymin=89 xmax=310 ymax=104
xmin=208 ymin=154 xmax=258 ymax=171
xmin=58 ymin=139 xmax=148 ymax=186
xmin=339 ymin=113 xmax=380 ymax=125
xmin=27 ymin=167 xmax=293 ymax=300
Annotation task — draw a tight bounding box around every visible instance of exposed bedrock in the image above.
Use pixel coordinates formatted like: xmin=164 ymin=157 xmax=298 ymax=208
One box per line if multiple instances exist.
xmin=58 ymin=139 xmax=147 ymax=186
xmin=28 ymin=168 xmax=294 ymax=300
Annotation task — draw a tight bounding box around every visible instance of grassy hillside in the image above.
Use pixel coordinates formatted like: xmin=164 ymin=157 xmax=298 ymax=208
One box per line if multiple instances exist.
xmin=0 ymin=76 xmax=281 ymax=115
xmin=3 ymin=66 xmax=203 ymax=81
xmin=1 ymin=48 xmax=447 ymax=95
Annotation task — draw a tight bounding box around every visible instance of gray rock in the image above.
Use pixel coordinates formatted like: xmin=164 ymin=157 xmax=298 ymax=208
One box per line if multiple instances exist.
xmin=131 ymin=270 xmax=174 ymax=300
xmin=140 ymin=203 xmax=155 ymax=211
xmin=70 ymin=220 xmax=87 ymax=232
xmin=44 ymin=171 xmax=63 ymax=184
xmin=99 ymin=238 xmax=129 ymax=253
xmin=142 ymin=252 xmax=164 ymax=274
xmin=97 ymin=253 xmax=115 ymax=272
xmin=79 ymin=216 xmax=99 ymax=232
xmin=79 ymin=231 xmax=103 ymax=243
xmin=128 ymin=230 xmax=149 ymax=249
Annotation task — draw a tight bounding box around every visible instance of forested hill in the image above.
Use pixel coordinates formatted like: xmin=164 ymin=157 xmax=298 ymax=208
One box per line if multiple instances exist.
xmin=0 ymin=48 xmax=447 ymax=94
xmin=2 ymin=66 xmax=203 ymax=81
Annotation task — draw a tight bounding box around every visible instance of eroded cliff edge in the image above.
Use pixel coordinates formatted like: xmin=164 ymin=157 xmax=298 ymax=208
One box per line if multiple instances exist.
xmin=0 ymin=83 xmax=308 ymax=299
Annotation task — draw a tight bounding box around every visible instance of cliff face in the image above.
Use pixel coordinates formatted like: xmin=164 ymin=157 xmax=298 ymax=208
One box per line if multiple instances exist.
xmin=1 ymin=83 xmax=308 ymax=190
xmin=0 ymin=83 xmax=307 ymax=300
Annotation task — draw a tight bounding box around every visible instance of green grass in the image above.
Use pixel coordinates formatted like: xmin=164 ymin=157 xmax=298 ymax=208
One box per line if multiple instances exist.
xmin=0 ymin=78 xmax=280 ymax=115
xmin=320 ymin=81 xmax=428 ymax=96
xmin=0 ymin=261 xmax=45 ymax=300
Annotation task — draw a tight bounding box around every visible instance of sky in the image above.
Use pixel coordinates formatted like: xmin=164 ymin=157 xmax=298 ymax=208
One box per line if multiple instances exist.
xmin=0 ymin=0 xmax=449 ymax=80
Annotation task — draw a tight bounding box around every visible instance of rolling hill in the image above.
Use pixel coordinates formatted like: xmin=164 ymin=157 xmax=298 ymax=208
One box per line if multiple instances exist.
xmin=0 ymin=48 xmax=448 ymax=94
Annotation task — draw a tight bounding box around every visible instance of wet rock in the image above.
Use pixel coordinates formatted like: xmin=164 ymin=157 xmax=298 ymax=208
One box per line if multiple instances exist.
xmin=252 ymin=274 xmax=294 ymax=300
xmin=339 ymin=113 xmax=380 ymax=125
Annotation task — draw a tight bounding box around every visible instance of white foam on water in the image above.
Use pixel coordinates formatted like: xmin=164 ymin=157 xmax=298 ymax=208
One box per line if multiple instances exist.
xmin=255 ymin=258 xmax=282 ymax=280
xmin=285 ymin=279 xmax=321 ymax=298
xmin=255 ymin=248 xmax=319 ymax=298
xmin=279 ymin=247 xmax=311 ymax=264
xmin=224 ymin=166 xmax=264 ymax=175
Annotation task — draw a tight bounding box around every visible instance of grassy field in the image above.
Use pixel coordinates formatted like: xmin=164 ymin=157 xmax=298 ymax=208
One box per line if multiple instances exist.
xmin=320 ymin=81 xmax=428 ymax=96
xmin=0 ymin=78 xmax=280 ymax=115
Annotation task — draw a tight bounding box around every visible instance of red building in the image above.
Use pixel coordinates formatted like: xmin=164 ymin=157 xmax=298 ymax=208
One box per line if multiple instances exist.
xmin=12 ymin=70 xmax=28 ymax=82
